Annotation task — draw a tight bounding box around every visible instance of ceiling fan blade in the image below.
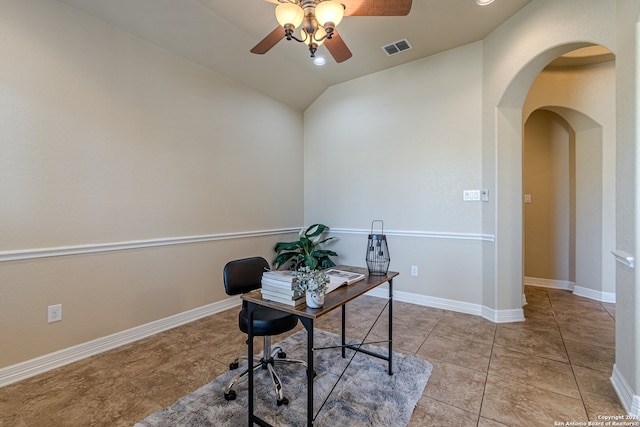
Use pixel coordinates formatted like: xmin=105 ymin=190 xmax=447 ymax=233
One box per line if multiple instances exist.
xmin=342 ymin=0 xmax=412 ymax=16
xmin=325 ymin=31 xmax=353 ymax=63
xmin=263 ymin=0 xmax=412 ymax=16
xmin=251 ymin=26 xmax=285 ymax=54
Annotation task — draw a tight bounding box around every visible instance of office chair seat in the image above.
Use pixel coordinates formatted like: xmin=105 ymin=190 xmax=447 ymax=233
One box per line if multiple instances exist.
xmin=222 ymin=257 xmax=307 ymax=406
xmin=239 ymin=305 xmax=298 ymax=337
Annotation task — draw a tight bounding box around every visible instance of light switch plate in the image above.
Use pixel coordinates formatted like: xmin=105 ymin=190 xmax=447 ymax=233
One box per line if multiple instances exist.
xmin=463 ymin=190 xmax=481 ymax=201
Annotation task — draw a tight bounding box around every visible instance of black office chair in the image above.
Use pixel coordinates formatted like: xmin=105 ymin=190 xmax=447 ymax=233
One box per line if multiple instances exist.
xmin=222 ymin=257 xmax=307 ymax=406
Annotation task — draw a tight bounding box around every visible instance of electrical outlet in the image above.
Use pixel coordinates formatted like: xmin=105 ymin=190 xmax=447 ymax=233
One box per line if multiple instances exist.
xmin=48 ymin=304 xmax=62 ymax=323
xmin=411 ymin=265 xmax=418 ymax=276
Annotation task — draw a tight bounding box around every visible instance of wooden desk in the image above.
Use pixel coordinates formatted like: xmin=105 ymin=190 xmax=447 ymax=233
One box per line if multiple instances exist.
xmin=242 ymin=265 xmax=399 ymax=427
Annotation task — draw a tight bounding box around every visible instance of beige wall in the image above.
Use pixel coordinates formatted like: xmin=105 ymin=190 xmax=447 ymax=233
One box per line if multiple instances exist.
xmin=481 ymin=0 xmax=638 ymax=413
xmin=0 ymin=0 xmax=304 ymax=367
xmin=3 ymin=0 xmax=639 ymax=411
xmin=523 ymin=62 xmax=616 ymax=297
xmin=523 ymin=110 xmax=574 ymax=281
xmin=304 ymin=41 xmax=485 ymax=306
xmin=481 ymin=0 xmax=615 ymax=315
xmin=614 ymin=0 xmax=640 ymax=402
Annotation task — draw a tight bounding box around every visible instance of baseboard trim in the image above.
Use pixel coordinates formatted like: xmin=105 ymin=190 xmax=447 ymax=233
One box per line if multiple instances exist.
xmin=365 ymin=288 xmax=524 ymax=323
xmin=573 ymin=285 xmax=616 ymax=303
xmin=611 ymin=363 xmax=640 ymax=416
xmin=524 ymin=277 xmax=616 ymax=303
xmin=0 ymin=286 xmax=533 ymax=388
xmin=0 ymin=296 xmax=241 ymax=388
xmin=524 ymin=276 xmax=575 ymax=291
xmin=481 ymin=306 xmax=526 ymax=323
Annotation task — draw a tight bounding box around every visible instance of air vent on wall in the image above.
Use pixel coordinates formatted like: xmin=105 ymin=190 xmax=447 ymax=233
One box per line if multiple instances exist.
xmin=381 ymin=38 xmax=413 ymax=56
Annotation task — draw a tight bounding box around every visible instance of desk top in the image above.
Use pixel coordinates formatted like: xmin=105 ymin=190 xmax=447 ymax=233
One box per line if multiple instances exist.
xmin=242 ymin=265 xmax=399 ymax=319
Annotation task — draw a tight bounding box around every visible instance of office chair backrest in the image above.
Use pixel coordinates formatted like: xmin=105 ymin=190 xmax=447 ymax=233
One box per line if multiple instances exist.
xmin=223 ymin=257 xmax=270 ymax=296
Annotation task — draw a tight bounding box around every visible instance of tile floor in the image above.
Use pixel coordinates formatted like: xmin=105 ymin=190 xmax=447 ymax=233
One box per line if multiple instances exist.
xmin=0 ymin=286 xmax=624 ymax=426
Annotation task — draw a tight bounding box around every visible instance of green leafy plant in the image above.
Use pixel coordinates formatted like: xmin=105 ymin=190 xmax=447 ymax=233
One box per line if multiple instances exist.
xmin=273 ymin=223 xmax=337 ymax=271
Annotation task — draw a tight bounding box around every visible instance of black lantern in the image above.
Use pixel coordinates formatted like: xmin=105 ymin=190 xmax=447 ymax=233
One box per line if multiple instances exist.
xmin=366 ymin=220 xmax=390 ymax=275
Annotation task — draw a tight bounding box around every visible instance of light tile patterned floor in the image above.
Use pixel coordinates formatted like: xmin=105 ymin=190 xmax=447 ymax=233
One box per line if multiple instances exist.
xmin=0 ymin=286 xmax=624 ymax=426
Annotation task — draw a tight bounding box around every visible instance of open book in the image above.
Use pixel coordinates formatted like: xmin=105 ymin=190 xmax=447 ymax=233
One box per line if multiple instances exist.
xmin=326 ymin=269 xmax=365 ymax=294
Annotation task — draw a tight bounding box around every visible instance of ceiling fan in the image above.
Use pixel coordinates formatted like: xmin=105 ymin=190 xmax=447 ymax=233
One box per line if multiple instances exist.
xmin=251 ymin=0 xmax=413 ymax=63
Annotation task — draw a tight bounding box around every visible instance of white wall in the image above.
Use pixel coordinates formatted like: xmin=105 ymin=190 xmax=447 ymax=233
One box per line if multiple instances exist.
xmin=304 ymin=42 xmax=486 ymax=306
xmin=0 ymin=0 xmax=304 ymax=368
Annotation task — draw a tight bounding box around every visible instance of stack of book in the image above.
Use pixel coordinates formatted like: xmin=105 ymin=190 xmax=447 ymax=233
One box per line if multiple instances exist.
xmin=261 ymin=270 xmax=305 ymax=307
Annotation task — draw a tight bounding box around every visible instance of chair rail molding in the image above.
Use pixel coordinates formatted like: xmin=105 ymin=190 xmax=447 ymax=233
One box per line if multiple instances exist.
xmin=611 ymin=249 xmax=635 ymax=268
xmin=1 ymin=227 xmax=494 ymax=263
xmin=0 ymin=228 xmax=300 ymax=262
xmin=331 ymin=227 xmax=495 ymax=242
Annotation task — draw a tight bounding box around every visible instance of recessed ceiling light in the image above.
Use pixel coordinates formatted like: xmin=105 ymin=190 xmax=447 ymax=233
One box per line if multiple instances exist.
xmin=313 ymin=56 xmax=327 ymax=66
xmin=477 ymin=0 xmax=494 ymax=5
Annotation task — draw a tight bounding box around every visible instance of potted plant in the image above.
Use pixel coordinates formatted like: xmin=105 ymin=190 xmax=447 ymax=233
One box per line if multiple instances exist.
xmin=273 ymin=224 xmax=338 ymax=271
xmin=293 ymin=267 xmax=329 ymax=308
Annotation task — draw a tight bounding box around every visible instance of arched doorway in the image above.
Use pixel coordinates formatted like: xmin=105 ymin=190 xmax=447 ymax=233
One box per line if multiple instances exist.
xmin=488 ymin=42 xmax=616 ymax=314
xmin=523 ymin=110 xmax=576 ymax=290
xmin=522 ymin=104 xmax=612 ymax=303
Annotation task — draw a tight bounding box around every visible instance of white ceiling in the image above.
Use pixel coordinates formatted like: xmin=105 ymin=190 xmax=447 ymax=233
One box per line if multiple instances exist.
xmin=56 ymin=0 xmax=532 ymax=110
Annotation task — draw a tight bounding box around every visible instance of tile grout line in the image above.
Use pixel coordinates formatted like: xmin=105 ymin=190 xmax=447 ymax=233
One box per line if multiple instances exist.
xmin=551 ymin=289 xmax=592 ymax=421
xmin=475 ymin=320 xmax=498 ymax=427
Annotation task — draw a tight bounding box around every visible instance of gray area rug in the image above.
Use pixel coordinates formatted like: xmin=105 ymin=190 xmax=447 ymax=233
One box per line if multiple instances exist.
xmin=135 ymin=329 xmax=432 ymax=427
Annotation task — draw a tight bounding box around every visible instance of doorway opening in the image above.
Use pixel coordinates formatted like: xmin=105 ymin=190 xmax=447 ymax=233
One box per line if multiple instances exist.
xmin=523 ymin=110 xmax=576 ymax=290
xmin=519 ymin=45 xmax=615 ymax=305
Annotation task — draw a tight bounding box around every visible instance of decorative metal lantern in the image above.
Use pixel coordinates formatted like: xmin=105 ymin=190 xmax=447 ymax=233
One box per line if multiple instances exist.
xmin=366 ymin=220 xmax=390 ymax=275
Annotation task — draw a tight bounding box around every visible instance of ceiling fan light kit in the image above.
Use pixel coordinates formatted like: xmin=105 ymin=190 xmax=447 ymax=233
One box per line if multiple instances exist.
xmin=252 ymin=0 xmax=413 ymax=63
xmin=275 ymin=0 xmax=345 ymax=58
xmin=275 ymin=3 xmax=305 ymax=28
xmin=315 ymin=1 xmax=344 ymax=25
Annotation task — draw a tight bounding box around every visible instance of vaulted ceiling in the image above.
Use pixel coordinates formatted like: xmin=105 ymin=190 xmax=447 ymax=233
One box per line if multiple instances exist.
xmin=57 ymin=0 xmax=532 ymax=110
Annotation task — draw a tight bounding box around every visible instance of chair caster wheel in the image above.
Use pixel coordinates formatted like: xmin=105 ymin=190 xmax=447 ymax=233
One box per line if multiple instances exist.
xmin=277 ymin=351 xmax=287 ymax=359
xmin=224 ymin=390 xmax=237 ymax=401
xmin=277 ymin=397 xmax=289 ymax=406
xmin=307 ymin=370 xmax=317 ymax=378
xmin=229 ymin=361 xmax=239 ymax=370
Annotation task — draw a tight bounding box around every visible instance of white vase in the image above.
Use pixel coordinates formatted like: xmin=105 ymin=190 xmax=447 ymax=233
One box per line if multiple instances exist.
xmin=306 ymin=290 xmax=325 ymax=308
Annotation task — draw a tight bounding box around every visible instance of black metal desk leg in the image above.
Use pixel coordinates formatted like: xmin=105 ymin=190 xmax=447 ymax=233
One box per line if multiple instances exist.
xmin=341 ymin=305 xmax=346 ymax=358
xmin=388 ymin=278 xmax=394 ymax=375
xmin=300 ymin=317 xmax=314 ymax=427
xmin=247 ymin=303 xmax=255 ymax=427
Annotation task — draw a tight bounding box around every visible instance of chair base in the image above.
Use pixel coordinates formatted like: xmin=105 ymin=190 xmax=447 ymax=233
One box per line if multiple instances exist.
xmin=223 ymin=336 xmax=306 ymax=405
